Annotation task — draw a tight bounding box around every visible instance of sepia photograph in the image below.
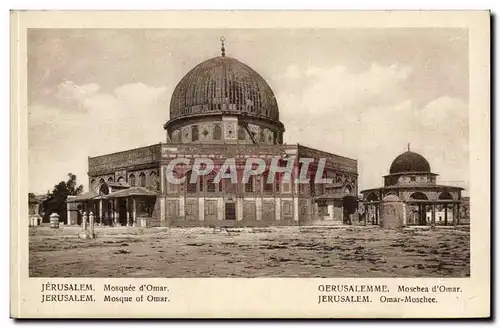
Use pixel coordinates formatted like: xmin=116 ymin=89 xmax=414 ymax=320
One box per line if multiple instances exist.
xmin=28 ymin=27 xmax=470 ymax=278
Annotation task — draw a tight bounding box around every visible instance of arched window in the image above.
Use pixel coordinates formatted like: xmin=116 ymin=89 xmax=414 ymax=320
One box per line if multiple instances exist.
xmin=245 ymin=176 xmax=254 ymax=193
xmin=199 ymin=173 xmax=204 ymax=192
xmin=219 ymin=179 xmax=224 ymax=193
xmin=129 ymin=174 xmax=136 ymax=187
xmin=439 ymin=192 xmax=453 ymax=200
xmin=238 ymin=126 xmax=246 ymax=140
xmin=192 ymin=125 xmax=199 ymax=142
xmin=99 ymin=183 xmax=109 ymax=195
xmin=213 ymin=124 xmax=222 ymax=140
xmin=172 ymin=130 xmax=180 ymax=142
xmin=166 ymin=170 xmax=179 ymax=193
xmin=275 ymin=172 xmax=281 ymax=193
xmin=263 ymin=171 xmax=273 ymax=193
xmin=366 ymin=192 xmax=379 ymax=202
xmin=107 ymin=177 xmax=114 ymax=183
xmin=117 ymin=176 xmax=125 ymax=183
xmin=259 ymin=129 xmax=265 ymax=143
xmin=139 ymin=172 xmax=146 ymax=187
xmin=99 ymin=178 xmax=105 ymax=185
xmin=344 ymin=185 xmax=352 ymax=194
xmin=90 ymin=179 xmax=96 ymax=188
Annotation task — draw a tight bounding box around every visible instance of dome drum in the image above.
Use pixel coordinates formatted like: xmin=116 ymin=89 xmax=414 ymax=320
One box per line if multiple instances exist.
xmin=164 ymin=112 xmax=285 ymax=134
xmin=165 ymin=55 xmax=284 ymax=145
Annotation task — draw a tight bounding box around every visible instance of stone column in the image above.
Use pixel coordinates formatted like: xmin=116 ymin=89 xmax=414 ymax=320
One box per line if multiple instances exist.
xmin=293 ymin=197 xmax=299 ymax=222
xmin=89 ymin=211 xmax=95 ymax=237
xmin=179 ymin=196 xmax=186 ymax=218
xmin=375 ymin=204 xmax=379 ymax=225
xmin=402 ymin=203 xmax=407 ymax=226
xmin=160 ymin=166 xmax=165 ymax=194
xmin=444 ymin=204 xmax=448 ymax=226
xmin=66 ymin=203 xmax=71 ymax=226
xmin=107 ymin=200 xmax=112 ymax=226
xmin=132 ymin=197 xmax=137 ymax=227
xmin=275 ymin=198 xmax=281 ymax=221
xmin=363 ymin=205 xmax=367 ymax=226
xmin=126 ymin=197 xmax=131 ymax=226
xmin=456 ymin=203 xmax=461 ymax=225
xmin=255 ymin=197 xmax=262 ymax=221
xmin=199 ymin=197 xmax=205 ymax=222
xmin=96 ymin=202 xmax=102 ymax=226
xmin=217 ymin=198 xmax=224 ymax=221
xmin=431 ymin=204 xmax=436 ymax=225
xmin=453 ymin=203 xmax=459 ymax=227
xmin=160 ymin=197 xmax=166 ymax=226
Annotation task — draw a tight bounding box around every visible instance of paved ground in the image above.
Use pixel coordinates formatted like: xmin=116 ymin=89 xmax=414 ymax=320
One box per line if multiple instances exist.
xmin=29 ymin=225 xmax=470 ymax=278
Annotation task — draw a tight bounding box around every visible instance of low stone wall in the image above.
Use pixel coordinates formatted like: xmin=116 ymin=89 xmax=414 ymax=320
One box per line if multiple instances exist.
xmin=166 ymin=218 xmax=299 ymax=228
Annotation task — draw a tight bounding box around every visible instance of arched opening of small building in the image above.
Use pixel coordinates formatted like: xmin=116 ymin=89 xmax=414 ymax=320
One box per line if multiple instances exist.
xmin=436 ymin=191 xmax=454 ymax=226
xmin=342 ymin=195 xmax=358 ymax=225
xmin=439 ymin=192 xmax=453 ymax=200
xmin=117 ymin=198 xmax=129 ymax=226
xmin=99 ymin=183 xmax=110 ymax=196
xmin=225 ymin=201 xmax=236 ymax=221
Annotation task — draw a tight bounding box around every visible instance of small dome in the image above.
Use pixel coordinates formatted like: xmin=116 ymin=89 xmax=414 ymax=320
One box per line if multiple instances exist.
xmin=389 ymin=151 xmax=431 ymax=174
xmin=383 ymin=194 xmax=400 ymax=202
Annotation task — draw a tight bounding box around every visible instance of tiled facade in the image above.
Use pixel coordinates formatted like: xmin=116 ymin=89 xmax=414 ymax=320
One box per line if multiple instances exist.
xmin=361 ymin=150 xmax=463 ymax=226
xmin=69 ymin=48 xmax=358 ymax=228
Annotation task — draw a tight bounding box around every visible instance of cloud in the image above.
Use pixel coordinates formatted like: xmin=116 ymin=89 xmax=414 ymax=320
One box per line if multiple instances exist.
xmin=275 ymin=63 xmax=412 ymax=116
xmin=275 ymin=63 xmax=469 ymax=194
xmin=28 ymin=82 xmax=169 ymax=193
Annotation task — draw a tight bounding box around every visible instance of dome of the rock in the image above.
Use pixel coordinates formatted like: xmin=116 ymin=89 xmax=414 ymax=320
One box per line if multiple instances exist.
xmin=169 ymin=56 xmax=280 ymax=123
xmin=164 ymin=51 xmax=285 ymax=145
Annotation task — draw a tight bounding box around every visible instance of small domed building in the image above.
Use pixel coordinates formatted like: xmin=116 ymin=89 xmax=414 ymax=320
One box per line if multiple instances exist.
xmin=361 ymin=147 xmax=464 ymax=226
xmin=67 ymin=39 xmax=359 ymax=227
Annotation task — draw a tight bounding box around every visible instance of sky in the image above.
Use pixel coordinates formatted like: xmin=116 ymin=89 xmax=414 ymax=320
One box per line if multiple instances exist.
xmin=28 ymin=28 xmax=469 ymax=195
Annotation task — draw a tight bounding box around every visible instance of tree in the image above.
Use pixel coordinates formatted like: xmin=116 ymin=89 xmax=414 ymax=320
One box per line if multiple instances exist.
xmin=42 ymin=173 xmax=84 ymax=222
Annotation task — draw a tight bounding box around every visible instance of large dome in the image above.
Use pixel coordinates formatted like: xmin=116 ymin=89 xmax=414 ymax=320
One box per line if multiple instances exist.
xmin=389 ymin=151 xmax=431 ymax=174
xmin=167 ymin=56 xmax=280 ymax=126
